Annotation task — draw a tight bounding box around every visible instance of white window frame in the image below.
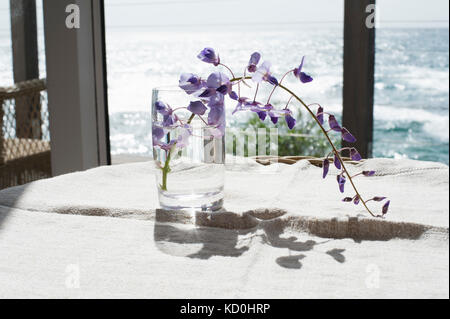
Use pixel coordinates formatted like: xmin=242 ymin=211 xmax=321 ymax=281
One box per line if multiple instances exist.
xmin=43 ymin=0 xmax=110 ymax=176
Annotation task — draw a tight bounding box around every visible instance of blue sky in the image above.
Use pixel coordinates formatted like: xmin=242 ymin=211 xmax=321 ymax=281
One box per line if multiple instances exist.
xmin=0 ymin=0 xmax=449 ymax=31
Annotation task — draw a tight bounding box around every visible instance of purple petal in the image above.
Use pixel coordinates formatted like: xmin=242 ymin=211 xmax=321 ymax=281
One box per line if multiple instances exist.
xmin=247 ymin=52 xmax=261 ymax=72
xmin=372 ymin=196 xmax=386 ymax=202
xmin=152 ymin=125 xmax=165 ymax=144
xmin=293 ymin=56 xmax=305 ymax=78
xmin=322 ymin=159 xmax=329 ymax=179
xmin=162 ymin=114 xmax=175 ymax=127
xmin=247 ymin=65 xmax=257 ymax=73
xmin=208 ymin=92 xmax=225 ymax=108
xmin=298 ymin=56 xmax=305 ymax=73
xmin=334 ymin=153 xmax=341 ymax=169
xmin=350 ymin=148 xmax=362 ymax=161
xmin=155 ymin=101 xmax=170 ymax=115
xmin=316 ymin=106 xmax=324 ymax=125
xmin=197 ymin=47 xmax=220 ymax=66
xmin=328 ymin=115 xmax=341 ymax=132
xmin=257 ymin=111 xmax=267 ymax=121
xmin=300 ymin=72 xmax=313 ymax=83
xmin=199 ymin=88 xmax=216 ymax=98
xmin=249 ymin=52 xmax=261 ymax=65
xmin=179 ymin=73 xmax=203 ymax=95
xmin=160 ymin=141 xmax=176 ymax=152
xmin=208 ymin=105 xmax=225 ymax=126
xmin=382 ymin=200 xmax=390 ymax=215
xmin=362 ymin=170 xmax=375 ymax=176
xmin=229 ymin=91 xmax=239 ymax=100
xmin=285 ymin=114 xmax=296 ymax=129
xmin=187 ymin=101 xmax=207 ymax=115
xmin=251 ymin=71 xmax=264 ymax=83
xmin=252 ymin=61 xmax=271 ymax=83
xmin=353 ymin=195 xmax=360 ymax=205
xmin=341 ymin=127 xmax=356 ymax=143
xmin=269 ymin=113 xmax=278 ymax=124
xmin=337 ymin=174 xmax=346 ymax=193
xmin=216 ymin=84 xmax=229 ymax=95
xmin=206 ymin=72 xmax=229 ymax=89
xmin=268 ymin=75 xmax=279 ymax=86
xmin=342 ymin=197 xmax=353 ymax=202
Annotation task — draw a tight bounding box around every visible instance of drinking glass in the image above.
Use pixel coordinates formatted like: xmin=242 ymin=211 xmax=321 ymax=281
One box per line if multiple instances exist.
xmin=152 ymin=87 xmax=225 ymax=211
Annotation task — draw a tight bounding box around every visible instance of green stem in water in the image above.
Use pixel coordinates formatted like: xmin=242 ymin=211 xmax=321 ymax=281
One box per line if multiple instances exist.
xmin=160 ymin=113 xmax=195 ymax=191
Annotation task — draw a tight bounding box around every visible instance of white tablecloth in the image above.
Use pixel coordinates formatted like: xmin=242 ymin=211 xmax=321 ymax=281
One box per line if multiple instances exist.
xmin=0 ymin=158 xmax=448 ymax=298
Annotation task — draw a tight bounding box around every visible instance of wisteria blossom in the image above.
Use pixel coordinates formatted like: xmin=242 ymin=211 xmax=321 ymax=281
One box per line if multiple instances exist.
xmin=179 ymin=73 xmax=204 ymax=95
xmin=152 ymin=47 xmax=390 ymax=217
xmin=197 ymin=47 xmax=220 ymax=66
xmin=252 ymin=61 xmax=278 ymax=86
xmin=293 ymin=56 xmax=313 ymax=83
xmin=247 ymin=52 xmax=261 ymax=73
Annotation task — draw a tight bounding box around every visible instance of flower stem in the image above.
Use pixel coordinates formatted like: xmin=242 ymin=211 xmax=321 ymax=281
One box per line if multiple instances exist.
xmin=277 ymin=84 xmax=378 ymax=217
xmin=160 ymin=113 xmax=196 ymax=191
xmin=230 ymin=76 xmax=378 ymax=217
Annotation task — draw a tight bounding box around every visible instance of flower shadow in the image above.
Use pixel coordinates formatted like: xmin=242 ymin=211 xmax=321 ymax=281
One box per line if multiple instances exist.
xmin=153 ymin=209 xmax=347 ymax=268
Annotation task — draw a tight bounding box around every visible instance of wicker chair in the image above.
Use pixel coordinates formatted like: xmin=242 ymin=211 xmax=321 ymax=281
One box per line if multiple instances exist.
xmin=0 ymin=79 xmax=51 ymax=189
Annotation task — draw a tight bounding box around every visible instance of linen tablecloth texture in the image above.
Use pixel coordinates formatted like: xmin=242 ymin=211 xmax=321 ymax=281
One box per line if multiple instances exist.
xmin=0 ymin=157 xmax=448 ymax=298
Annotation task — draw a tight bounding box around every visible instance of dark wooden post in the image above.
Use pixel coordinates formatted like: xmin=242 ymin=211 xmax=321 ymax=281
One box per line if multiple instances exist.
xmin=342 ymin=0 xmax=376 ymax=158
xmin=10 ymin=0 xmax=41 ymax=139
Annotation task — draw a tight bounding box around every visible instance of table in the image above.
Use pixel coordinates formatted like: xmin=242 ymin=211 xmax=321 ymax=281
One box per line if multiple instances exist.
xmin=0 ymin=157 xmax=448 ymax=298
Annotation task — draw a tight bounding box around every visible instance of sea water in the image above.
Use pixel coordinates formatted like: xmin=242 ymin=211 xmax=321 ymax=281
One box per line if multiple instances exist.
xmin=1 ymin=27 xmax=448 ymax=164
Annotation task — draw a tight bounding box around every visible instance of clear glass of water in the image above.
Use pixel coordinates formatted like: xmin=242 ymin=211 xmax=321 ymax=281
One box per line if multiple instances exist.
xmin=152 ymin=87 xmax=225 ymax=211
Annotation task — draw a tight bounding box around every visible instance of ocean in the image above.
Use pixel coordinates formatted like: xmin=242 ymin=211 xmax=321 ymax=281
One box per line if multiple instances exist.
xmin=1 ymin=27 xmax=448 ymax=164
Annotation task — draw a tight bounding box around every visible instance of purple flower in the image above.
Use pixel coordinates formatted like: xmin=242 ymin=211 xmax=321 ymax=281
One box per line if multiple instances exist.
xmin=328 ymin=115 xmax=341 ymax=132
xmin=200 ymin=72 xmax=231 ymax=97
xmin=285 ymin=114 xmax=296 ymax=129
xmin=187 ymin=101 xmax=207 ymax=115
xmin=322 ymin=159 xmax=329 ymax=179
xmin=207 ymin=93 xmax=225 ymax=128
xmin=337 ymin=174 xmax=346 ymax=193
xmin=209 ymin=122 xmax=226 ymax=138
xmin=270 ymin=115 xmax=278 ymax=124
xmin=341 ymin=127 xmax=356 ymax=143
xmin=159 ymin=140 xmax=176 ymax=152
xmin=208 ymin=105 xmax=225 ymax=127
xmin=353 ymin=195 xmax=360 ymax=205
xmin=334 ymin=153 xmax=341 ymax=169
xmin=372 ymin=196 xmax=386 ymax=202
xmin=267 ymin=106 xmax=291 ymax=125
xmin=245 ymin=101 xmax=270 ymax=121
xmin=231 ymin=96 xmax=250 ymax=114
xmin=382 ymin=200 xmax=390 ymax=215
xmin=208 ymin=91 xmax=225 ymax=108
xmin=163 ymin=113 xmax=177 ymax=127
xmin=152 ymin=125 xmax=165 ymax=145
xmin=257 ymin=110 xmax=267 ymax=121
xmin=179 ymin=73 xmax=204 ymax=95
xmin=247 ymin=52 xmax=261 ymax=73
xmin=252 ymin=61 xmax=278 ymax=86
xmin=175 ymin=124 xmax=192 ymax=149
xmin=350 ymin=148 xmax=362 ymax=161
xmin=155 ymin=101 xmax=178 ymax=127
xmin=342 ymin=197 xmax=353 ymax=202
xmin=316 ymin=106 xmax=324 ymax=125
xmin=197 ymin=47 xmax=220 ymax=66
xmin=229 ymin=91 xmax=239 ymax=100
xmin=293 ymin=56 xmax=313 ymax=83
xmin=155 ymin=101 xmax=171 ymax=116
xmin=362 ymin=170 xmax=375 ymax=176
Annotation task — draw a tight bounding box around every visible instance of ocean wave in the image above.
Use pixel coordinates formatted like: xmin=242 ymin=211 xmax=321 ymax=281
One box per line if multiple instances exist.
xmin=374 ymin=105 xmax=449 ymax=142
